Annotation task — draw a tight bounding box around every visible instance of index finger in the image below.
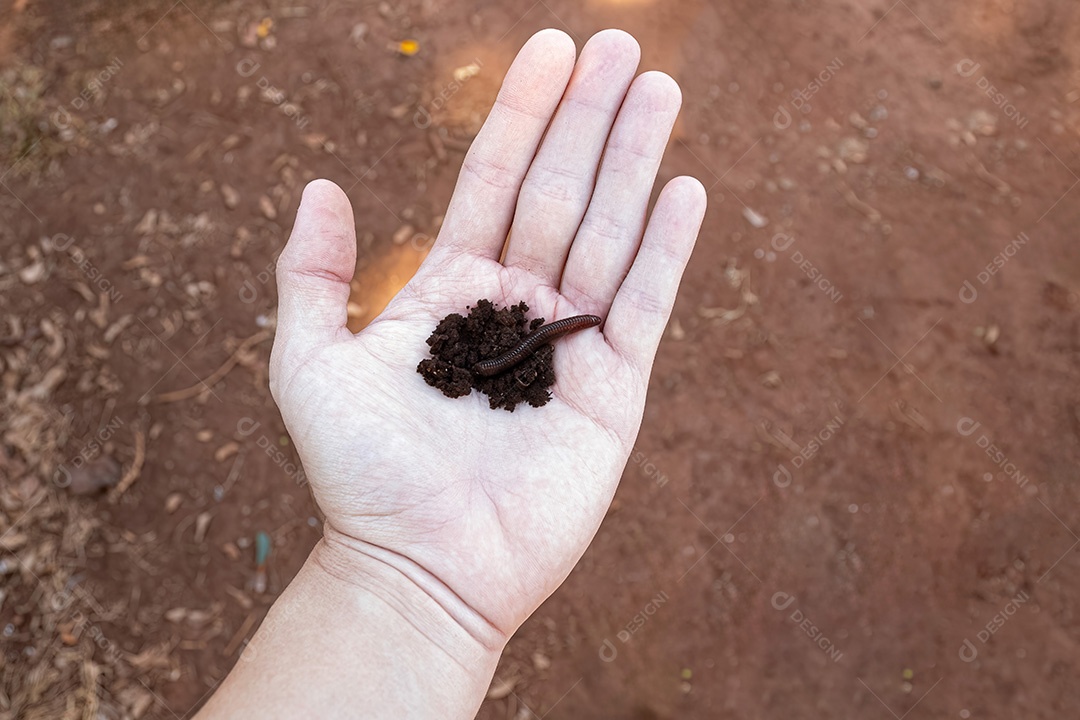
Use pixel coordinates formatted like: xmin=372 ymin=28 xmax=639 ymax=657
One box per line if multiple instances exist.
xmin=431 ymin=30 xmax=576 ymax=261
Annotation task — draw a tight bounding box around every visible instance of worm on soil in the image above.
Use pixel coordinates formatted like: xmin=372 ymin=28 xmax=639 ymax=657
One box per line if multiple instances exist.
xmin=472 ymin=314 xmax=601 ymax=377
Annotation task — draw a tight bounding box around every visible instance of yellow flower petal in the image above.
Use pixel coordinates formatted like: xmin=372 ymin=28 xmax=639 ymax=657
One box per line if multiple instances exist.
xmin=397 ymin=39 xmax=420 ymax=56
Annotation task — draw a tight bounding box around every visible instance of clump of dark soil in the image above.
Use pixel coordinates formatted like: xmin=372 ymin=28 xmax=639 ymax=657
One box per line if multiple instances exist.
xmin=417 ymin=299 xmax=556 ymax=411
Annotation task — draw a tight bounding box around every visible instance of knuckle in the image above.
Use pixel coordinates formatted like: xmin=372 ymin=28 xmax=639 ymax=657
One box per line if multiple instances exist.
xmin=579 ymin=209 xmax=639 ymax=243
xmin=526 ymin=169 xmax=581 ymax=205
xmin=461 ymin=152 xmax=518 ymax=190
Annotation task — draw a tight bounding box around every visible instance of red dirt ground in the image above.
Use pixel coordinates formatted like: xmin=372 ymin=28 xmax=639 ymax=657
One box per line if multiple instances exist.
xmin=1 ymin=0 xmax=1079 ymax=718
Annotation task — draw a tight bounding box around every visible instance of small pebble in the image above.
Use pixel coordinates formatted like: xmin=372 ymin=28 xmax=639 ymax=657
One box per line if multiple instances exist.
xmin=742 ymin=207 xmax=768 ymax=228
xmin=258 ymin=195 xmax=277 ymax=219
xmin=221 ymin=184 xmax=240 ymax=209
xmin=165 ymin=493 xmax=183 ymax=513
xmin=194 ymin=512 xmax=213 ymax=543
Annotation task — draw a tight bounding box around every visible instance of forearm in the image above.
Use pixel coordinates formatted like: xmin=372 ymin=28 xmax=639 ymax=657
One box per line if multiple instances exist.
xmin=197 ymin=535 xmax=504 ymax=719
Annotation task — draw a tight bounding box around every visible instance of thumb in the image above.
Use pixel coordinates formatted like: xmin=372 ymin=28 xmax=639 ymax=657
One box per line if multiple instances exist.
xmin=272 ymin=179 xmax=356 ymax=375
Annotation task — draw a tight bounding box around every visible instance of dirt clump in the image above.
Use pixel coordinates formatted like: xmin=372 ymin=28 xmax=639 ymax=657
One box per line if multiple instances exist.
xmin=417 ymin=299 xmax=555 ymax=411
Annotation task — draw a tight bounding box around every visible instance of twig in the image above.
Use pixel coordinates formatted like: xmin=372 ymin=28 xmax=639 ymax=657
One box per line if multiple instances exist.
xmin=224 ymin=610 xmax=259 ymax=657
xmin=756 ymin=420 xmax=802 ymax=455
xmin=109 ymin=429 xmax=146 ymax=503
xmin=154 ymin=330 xmax=271 ymax=404
xmin=968 ymin=152 xmax=1011 ymax=194
xmin=890 ymin=400 xmax=931 ymax=432
xmin=219 ymin=452 xmax=245 ymax=499
xmin=838 ymin=180 xmax=882 ymax=223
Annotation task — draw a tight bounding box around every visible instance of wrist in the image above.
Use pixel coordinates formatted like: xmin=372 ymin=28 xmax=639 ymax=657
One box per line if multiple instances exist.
xmin=201 ymin=529 xmax=504 ymax=719
xmin=314 ymin=521 xmax=508 ymax=668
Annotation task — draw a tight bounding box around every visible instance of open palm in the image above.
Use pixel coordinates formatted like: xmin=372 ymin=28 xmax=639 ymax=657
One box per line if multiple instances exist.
xmin=269 ymin=29 xmax=706 ymax=643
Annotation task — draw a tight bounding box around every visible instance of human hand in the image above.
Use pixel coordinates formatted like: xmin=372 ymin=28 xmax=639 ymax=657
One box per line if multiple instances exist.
xmin=270 ymin=28 xmax=706 ymax=652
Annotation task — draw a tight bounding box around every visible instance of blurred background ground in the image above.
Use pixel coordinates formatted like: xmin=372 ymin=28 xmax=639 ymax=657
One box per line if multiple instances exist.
xmin=1 ymin=0 xmax=1079 ymax=718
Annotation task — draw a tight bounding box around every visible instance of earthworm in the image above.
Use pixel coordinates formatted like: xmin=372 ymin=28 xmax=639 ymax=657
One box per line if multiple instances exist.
xmin=473 ymin=314 xmax=602 ymax=377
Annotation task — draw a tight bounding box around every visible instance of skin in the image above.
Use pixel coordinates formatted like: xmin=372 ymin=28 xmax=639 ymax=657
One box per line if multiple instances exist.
xmin=198 ymin=28 xmax=706 ymax=719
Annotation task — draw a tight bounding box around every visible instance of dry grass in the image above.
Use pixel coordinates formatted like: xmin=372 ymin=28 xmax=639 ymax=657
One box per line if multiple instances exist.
xmin=1 ymin=304 xmax=163 ymax=719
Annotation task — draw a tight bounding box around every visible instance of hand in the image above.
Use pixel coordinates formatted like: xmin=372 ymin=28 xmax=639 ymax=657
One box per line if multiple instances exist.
xmin=270 ymin=28 xmax=706 ymax=650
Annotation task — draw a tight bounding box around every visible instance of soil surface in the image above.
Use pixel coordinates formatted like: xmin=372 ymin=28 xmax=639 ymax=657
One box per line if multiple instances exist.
xmin=1 ymin=0 xmax=1079 ymax=719
xmin=418 ymin=299 xmax=555 ymax=411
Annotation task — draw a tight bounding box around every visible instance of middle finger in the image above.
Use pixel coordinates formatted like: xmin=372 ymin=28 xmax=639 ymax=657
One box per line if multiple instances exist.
xmin=501 ymin=29 xmax=640 ymax=285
